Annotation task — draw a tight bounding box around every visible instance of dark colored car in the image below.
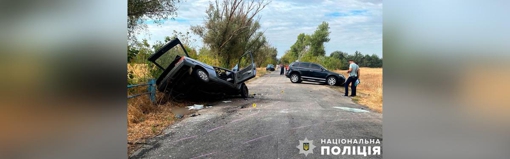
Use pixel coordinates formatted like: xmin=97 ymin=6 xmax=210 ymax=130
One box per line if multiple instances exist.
xmin=148 ymin=38 xmax=256 ymax=99
xmin=285 ymin=62 xmax=345 ymax=86
xmin=266 ymin=64 xmax=275 ymax=71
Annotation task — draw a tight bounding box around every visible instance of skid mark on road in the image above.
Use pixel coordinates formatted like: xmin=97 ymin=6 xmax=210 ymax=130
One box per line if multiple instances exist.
xmin=190 ymin=151 xmax=217 ymax=159
xmin=290 ymin=125 xmax=313 ymax=130
xmin=333 ymin=107 xmax=370 ymax=113
xmin=243 ymin=134 xmax=272 ymax=144
xmin=207 ymin=125 xmax=225 ymax=132
xmin=172 ymin=135 xmax=198 ymax=143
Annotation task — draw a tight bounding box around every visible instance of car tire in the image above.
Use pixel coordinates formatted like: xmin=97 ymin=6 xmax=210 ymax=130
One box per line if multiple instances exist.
xmin=240 ymin=83 xmax=249 ymax=98
xmin=194 ymin=68 xmax=209 ymax=82
xmin=327 ymin=76 xmax=337 ymax=86
xmin=290 ymin=73 xmax=302 ymax=83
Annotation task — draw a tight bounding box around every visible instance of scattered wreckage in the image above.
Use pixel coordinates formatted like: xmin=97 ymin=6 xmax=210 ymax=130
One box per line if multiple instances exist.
xmin=148 ymin=38 xmax=256 ymax=100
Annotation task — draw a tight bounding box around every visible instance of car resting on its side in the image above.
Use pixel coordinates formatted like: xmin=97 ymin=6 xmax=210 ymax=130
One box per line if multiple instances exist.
xmin=285 ymin=62 xmax=345 ymax=86
xmin=148 ymin=38 xmax=256 ymax=99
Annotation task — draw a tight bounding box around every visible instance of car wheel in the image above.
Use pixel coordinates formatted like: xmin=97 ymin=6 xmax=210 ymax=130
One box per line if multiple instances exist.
xmin=327 ymin=76 xmax=337 ymax=86
xmin=195 ymin=68 xmax=209 ymax=82
xmin=240 ymin=83 xmax=249 ymax=98
xmin=290 ymin=73 xmax=301 ymax=83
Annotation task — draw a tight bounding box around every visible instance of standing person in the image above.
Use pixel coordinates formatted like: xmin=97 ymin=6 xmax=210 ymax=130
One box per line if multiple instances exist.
xmin=280 ymin=63 xmax=285 ymax=75
xmin=344 ymin=60 xmax=360 ymax=96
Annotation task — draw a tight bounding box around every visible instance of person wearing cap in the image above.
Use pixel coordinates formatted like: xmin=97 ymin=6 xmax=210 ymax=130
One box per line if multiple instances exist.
xmin=345 ymin=59 xmax=360 ymax=96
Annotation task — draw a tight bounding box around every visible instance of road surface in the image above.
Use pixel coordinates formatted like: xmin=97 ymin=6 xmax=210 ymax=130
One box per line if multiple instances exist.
xmin=130 ymin=71 xmax=382 ymax=159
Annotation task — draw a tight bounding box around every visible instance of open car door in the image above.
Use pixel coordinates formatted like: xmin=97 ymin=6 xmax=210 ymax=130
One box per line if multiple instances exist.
xmin=234 ymin=52 xmax=256 ymax=84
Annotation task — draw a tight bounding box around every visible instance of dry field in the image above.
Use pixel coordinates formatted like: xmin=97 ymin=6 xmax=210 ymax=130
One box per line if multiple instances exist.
xmin=334 ymin=67 xmax=383 ymax=113
xmin=255 ymin=67 xmax=268 ymax=77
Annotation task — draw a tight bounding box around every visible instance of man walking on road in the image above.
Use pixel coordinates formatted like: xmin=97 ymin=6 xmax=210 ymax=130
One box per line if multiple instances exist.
xmin=280 ymin=63 xmax=285 ymax=75
xmin=345 ymin=60 xmax=360 ymax=96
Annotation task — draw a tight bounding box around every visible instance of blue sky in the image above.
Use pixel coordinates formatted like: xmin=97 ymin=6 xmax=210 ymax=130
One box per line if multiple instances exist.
xmin=136 ymin=0 xmax=382 ymax=58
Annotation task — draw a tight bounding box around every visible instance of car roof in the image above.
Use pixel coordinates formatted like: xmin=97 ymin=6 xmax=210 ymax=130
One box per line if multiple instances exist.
xmin=292 ymin=62 xmax=325 ymax=68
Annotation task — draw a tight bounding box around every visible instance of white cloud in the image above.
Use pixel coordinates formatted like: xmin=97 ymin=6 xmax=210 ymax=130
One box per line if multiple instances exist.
xmin=135 ymin=0 xmax=382 ymax=58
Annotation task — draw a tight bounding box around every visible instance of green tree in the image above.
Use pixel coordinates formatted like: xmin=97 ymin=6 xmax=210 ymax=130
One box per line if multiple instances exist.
xmin=128 ymin=0 xmax=181 ymax=42
xmin=128 ymin=46 xmax=139 ymax=63
xmin=280 ymin=50 xmax=296 ymax=65
xmin=129 ymin=39 xmax=153 ymax=64
xmin=191 ymin=0 xmax=270 ymax=68
xmin=370 ymin=54 xmax=382 ymax=67
xmin=289 ymin=33 xmax=310 ymax=60
xmin=330 ymin=51 xmax=348 ymax=60
xmin=308 ymin=21 xmax=330 ymax=56
xmin=282 ymin=21 xmax=330 ymax=63
xmin=253 ymin=43 xmax=277 ymax=67
xmin=196 ymin=47 xmax=220 ymax=66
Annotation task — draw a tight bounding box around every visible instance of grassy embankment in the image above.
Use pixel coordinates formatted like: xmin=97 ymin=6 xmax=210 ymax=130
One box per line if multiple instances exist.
xmin=127 ymin=64 xmax=191 ymax=154
xmin=334 ymin=67 xmax=382 ymax=113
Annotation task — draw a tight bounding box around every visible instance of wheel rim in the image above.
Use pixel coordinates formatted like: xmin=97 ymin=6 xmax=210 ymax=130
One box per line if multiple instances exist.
xmin=328 ymin=77 xmax=336 ymax=85
xmin=198 ymin=70 xmax=208 ymax=81
xmin=291 ymin=75 xmax=298 ymax=82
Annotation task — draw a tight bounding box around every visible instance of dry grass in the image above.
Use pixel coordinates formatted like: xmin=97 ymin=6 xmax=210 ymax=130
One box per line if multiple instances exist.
xmin=256 ymin=67 xmax=268 ymax=77
xmin=244 ymin=68 xmax=268 ymax=84
xmin=127 ymin=90 xmax=195 ymax=154
xmin=334 ymin=67 xmax=383 ymax=113
xmin=128 ymin=63 xmax=152 ymax=83
xmin=127 ymin=64 xmax=190 ymax=154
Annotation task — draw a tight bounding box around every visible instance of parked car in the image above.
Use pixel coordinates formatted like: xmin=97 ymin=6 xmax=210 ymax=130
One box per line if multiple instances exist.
xmin=266 ymin=64 xmax=275 ymax=71
xmin=285 ymin=62 xmax=345 ymax=86
xmin=148 ymin=38 xmax=256 ymax=99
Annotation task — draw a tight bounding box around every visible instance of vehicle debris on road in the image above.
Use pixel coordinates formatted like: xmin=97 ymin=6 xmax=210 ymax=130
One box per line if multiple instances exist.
xmin=187 ymin=104 xmax=204 ymax=110
xmin=223 ymin=101 xmax=232 ymax=103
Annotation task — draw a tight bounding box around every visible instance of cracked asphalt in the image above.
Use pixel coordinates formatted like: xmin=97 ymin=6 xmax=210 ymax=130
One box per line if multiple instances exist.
xmin=130 ymin=71 xmax=382 ymax=159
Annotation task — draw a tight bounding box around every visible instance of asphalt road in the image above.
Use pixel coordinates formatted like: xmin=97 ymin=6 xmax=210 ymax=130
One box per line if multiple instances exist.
xmin=131 ymin=71 xmax=382 ymax=159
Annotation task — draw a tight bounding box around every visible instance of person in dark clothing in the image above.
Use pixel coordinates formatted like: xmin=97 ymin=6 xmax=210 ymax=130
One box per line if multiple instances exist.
xmin=280 ymin=64 xmax=285 ymax=75
xmin=344 ymin=60 xmax=360 ymax=96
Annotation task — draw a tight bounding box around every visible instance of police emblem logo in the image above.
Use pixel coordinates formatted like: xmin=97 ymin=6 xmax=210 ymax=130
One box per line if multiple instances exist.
xmin=303 ymin=143 xmax=309 ymax=151
xmin=296 ymin=137 xmax=316 ymax=157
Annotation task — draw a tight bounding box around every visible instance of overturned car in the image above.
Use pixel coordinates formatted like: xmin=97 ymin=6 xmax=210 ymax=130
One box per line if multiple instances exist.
xmin=148 ymin=38 xmax=256 ymax=99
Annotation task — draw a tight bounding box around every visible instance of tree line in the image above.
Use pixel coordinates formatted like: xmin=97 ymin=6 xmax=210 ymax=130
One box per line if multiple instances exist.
xmin=330 ymin=50 xmax=382 ymax=69
xmin=279 ymin=21 xmax=382 ymax=70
